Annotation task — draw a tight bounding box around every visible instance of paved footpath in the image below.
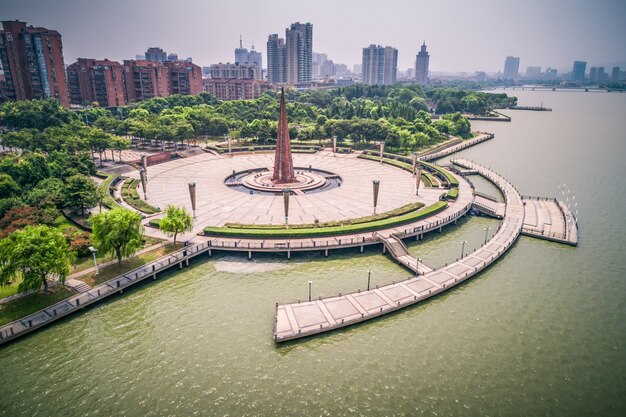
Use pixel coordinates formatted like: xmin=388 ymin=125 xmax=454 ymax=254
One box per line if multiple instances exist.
xmin=420 ymin=133 xmax=494 ymax=161
xmin=274 ymin=158 xmax=525 ymax=342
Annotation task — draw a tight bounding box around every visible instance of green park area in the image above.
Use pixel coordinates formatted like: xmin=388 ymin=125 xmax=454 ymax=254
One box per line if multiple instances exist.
xmin=0 ymin=84 xmax=516 ymax=327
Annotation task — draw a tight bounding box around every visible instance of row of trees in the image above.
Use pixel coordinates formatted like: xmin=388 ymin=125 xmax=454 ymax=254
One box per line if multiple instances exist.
xmin=0 ymin=84 xmax=510 ymax=156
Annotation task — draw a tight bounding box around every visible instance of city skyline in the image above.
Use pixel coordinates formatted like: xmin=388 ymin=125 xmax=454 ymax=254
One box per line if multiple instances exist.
xmin=1 ymin=0 xmax=624 ymax=73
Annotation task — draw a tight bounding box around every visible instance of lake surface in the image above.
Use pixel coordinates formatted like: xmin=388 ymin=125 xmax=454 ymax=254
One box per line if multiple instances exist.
xmin=1 ymin=90 xmax=625 ymax=416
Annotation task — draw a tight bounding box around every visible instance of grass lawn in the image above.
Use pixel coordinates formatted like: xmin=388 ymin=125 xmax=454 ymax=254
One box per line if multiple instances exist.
xmin=0 ymin=277 xmax=23 ymax=299
xmin=77 ymin=243 xmax=183 ymax=287
xmin=0 ymin=286 xmax=74 ymax=326
xmin=71 ymin=235 xmax=165 ymax=273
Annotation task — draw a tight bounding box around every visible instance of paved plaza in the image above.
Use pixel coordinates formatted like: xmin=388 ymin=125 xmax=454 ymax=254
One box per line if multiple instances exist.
xmin=131 ymin=151 xmax=445 ymax=232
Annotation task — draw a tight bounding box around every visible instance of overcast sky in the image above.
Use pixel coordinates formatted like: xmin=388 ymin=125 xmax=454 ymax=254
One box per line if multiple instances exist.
xmin=2 ymin=0 xmax=625 ymax=73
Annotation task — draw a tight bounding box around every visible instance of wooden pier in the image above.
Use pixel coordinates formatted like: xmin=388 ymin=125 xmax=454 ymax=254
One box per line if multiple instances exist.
xmin=274 ymin=159 xmax=525 ymax=343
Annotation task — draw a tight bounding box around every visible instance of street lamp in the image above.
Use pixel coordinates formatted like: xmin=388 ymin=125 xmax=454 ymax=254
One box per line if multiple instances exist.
xmin=417 ymin=258 xmax=422 ymax=276
xmin=372 ymin=180 xmax=380 ymax=214
xmin=283 ymin=188 xmax=290 ymax=225
xmin=461 ymin=240 xmax=467 ymax=259
xmin=308 ymin=281 xmax=312 ymax=302
xmin=89 ymin=246 xmax=99 ymax=275
xmin=188 ymin=182 xmax=197 ymax=218
xmin=484 ymin=227 xmax=492 ymax=244
xmin=367 ymin=270 xmax=372 ymax=291
xmin=139 ymin=168 xmax=147 ymax=199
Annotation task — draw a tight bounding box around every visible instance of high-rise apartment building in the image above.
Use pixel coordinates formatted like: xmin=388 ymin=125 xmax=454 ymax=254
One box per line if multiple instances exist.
xmin=362 ymin=44 xmax=397 ymax=85
xmin=209 ymin=63 xmax=261 ymax=80
xmin=0 ymin=20 xmax=69 ymax=106
xmin=166 ymin=61 xmax=202 ymax=95
xmin=596 ymin=67 xmax=606 ymax=83
xmin=122 ymin=60 xmax=169 ymax=103
xmin=267 ymin=34 xmax=286 ymax=83
xmin=203 ymin=78 xmax=263 ymax=101
xmin=248 ymin=45 xmax=262 ymax=78
xmin=571 ymin=61 xmax=586 ymax=82
xmin=611 ymin=67 xmax=620 ymax=83
xmin=503 ymin=56 xmax=520 ymax=79
xmin=414 ymin=41 xmax=430 ymax=84
xmin=234 ymin=37 xmax=262 ymax=80
xmin=67 ymin=58 xmax=125 ymax=107
xmin=589 ymin=67 xmax=598 ymax=82
xmin=285 ymin=22 xmax=313 ymax=84
xmin=526 ymin=66 xmax=541 ymax=78
xmin=145 ymin=47 xmax=167 ymax=63
xmin=235 ymin=36 xmax=249 ymax=65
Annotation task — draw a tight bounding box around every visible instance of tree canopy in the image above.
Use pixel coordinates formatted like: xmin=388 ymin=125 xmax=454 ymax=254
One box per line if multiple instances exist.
xmin=159 ymin=205 xmax=193 ymax=244
xmin=89 ymin=208 xmax=144 ymax=265
xmin=0 ymin=225 xmax=74 ymax=292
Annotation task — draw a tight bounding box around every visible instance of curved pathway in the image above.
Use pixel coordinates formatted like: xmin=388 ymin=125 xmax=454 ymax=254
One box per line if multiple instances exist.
xmin=274 ymin=158 xmax=525 ymax=342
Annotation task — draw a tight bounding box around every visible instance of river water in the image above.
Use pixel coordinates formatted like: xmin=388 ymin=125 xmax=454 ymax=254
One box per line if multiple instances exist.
xmin=1 ymin=90 xmax=625 ymax=416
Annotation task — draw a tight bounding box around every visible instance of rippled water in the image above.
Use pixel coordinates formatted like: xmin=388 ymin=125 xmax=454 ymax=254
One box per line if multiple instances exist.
xmin=1 ymin=90 xmax=625 ymax=416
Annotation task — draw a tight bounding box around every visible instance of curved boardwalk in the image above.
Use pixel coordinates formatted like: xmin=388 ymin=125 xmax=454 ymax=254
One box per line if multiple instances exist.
xmin=274 ymin=158 xmax=525 ymax=343
xmin=420 ymin=133 xmax=494 ymax=161
xmin=195 ymin=168 xmax=475 ymax=257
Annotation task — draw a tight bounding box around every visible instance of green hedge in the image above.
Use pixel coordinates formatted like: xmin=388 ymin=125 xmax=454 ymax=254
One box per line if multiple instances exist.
xmin=121 ymin=178 xmax=161 ymax=214
xmin=445 ymin=187 xmax=459 ymax=200
xmin=203 ymin=201 xmax=448 ymax=238
xmin=98 ymin=174 xmax=124 ymax=209
xmin=224 ymin=202 xmax=425 ymax=230
xmin=420 ymin=173 xmax=432 ymax=188
xmin=357 ymin=153 xmax=458 ymax=188
xmin=358 ymin=154 xmax=413 ymax=172
xmin=422 ymin=172 xmax=438 ymax=187
xmin=420 ymin=161 xmax=459 ymax=187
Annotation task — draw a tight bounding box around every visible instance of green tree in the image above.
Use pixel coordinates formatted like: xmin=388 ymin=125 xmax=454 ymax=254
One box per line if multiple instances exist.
xmin=0 ymin=173 xmax=20 ymax=198
xmin=65 ymin=174 xmax=98 ymax=216
xmin=89 ymin=208 xmax=144 ymax=265
xmin=159 ymin=205 xmax=193 ymax=244
xmin=0 ymin=225 xmax=74 ymax=292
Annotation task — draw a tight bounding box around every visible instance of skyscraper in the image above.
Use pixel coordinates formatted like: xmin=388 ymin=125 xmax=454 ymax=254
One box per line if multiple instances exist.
xmin=414 ymin=41 xmax=430 ymax=84
xmin=571 ymin=61 xmax=586 ymax=82
xmin=145 ymin=47 xmax=167 ymax=63
xmin=267 ymin=34 xmax=286 ymax=83
xmin=248 ymin=44 xmax=263 ymax=79
xmin=362 ymin=45 xmax=397 ymax=85
xmin=235 ymin=36 xmax=249 ymax=65
xmin=0 ymin=20 xmax=69 ymax=106
xmin=596 ymin=67 xmax=606 ymax=83
xmin=589 ymin=67 xmax=598 ymax=82
xmin=526 ymin=66 xmax=541 ymax=78
xmin=611 ymin=67 xmax=620 ymax=83
xmin=503 ymin=56 xmax=520 ymax=79
xmin=67 ymin=58 xmax=125 ymax=107
xmin=285 ymin=22 xmax=313 ymax=84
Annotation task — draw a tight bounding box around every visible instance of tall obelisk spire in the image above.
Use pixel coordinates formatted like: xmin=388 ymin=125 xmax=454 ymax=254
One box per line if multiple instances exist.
xmin=272 ymin=87 xmax=295 ymax=183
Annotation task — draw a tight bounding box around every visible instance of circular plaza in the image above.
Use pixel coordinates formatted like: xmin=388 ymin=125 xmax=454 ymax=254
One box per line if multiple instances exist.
xmin=136 ymin=151 xmax=446 ymax=232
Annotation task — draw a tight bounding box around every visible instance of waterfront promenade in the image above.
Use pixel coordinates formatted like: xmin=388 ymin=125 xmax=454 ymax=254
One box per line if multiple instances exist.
xmin=0 ymin=166 xmax=475 ymax=345
xmin=420 ymin=133 xmax=494 ymax=161
xmin=274 ymin=159 xmax=525 ymax=342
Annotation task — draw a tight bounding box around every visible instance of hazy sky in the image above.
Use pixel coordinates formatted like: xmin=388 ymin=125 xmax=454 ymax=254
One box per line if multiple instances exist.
xmin=2 ymin=0 xmax=625 ymax=73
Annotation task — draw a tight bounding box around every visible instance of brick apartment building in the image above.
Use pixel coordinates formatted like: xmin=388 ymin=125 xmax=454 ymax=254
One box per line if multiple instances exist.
xmin=67 ymin=58 xmax=126 ymax=107
xmin=122 ymin=60 xmax=170 ymax=103
xmin=166 ymin=61 xmax=202 ymax=95
xmin=0 ymin=20 xmax=69 ymax=106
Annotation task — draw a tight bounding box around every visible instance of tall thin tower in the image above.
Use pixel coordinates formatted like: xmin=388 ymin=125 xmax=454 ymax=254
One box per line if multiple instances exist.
xmin=272 ymin=88 xmax=295 ymax=183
